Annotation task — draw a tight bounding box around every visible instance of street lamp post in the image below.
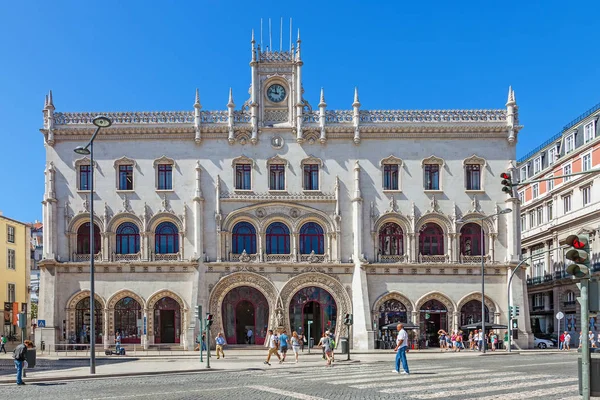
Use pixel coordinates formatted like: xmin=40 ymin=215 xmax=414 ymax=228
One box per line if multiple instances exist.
xmin=73 ymin=116 xmax=112 ymax=374
xmin=457 ymin=208 xmax=512 ymax=353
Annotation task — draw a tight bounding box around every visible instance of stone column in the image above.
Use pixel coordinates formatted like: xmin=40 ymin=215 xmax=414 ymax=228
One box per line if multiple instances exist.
xmin=544 ymin=241 xmax=552 ymax=275
xmin=36 ymin=264 xmax=58 ymax=349
xmin=258 ymin=231 xmax=264 ymax=262
xmin=103 ymin=308 xmax=110 ymax=349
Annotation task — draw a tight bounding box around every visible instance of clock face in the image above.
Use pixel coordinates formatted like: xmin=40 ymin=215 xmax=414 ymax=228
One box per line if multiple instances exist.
xmin=267 ymin=84 xmax=286 ymax=103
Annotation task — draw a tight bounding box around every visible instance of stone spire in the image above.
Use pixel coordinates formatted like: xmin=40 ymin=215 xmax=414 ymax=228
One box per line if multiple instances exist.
xmin=227 ymin=87 xmax=235 ymax=108
xmin=227 ymin=88 xmax=235 ymax=144
xmin=506 ymin=86 xmax=518 ymax=144
xmin=506 ymin=86 xmax=516 ymax=106
xmin=352 ymin=87 xmax=361 ymax=144
xmin=194 ymin=89 xmax=202 ymax=144
xmin=295 ymin=29 xmax=301 ymax=61
xmin=251 ymin=29 xmax=256 ymax=62
xmin=47 ymin=90 xmax=54 ymax=109
xmin=318 ymin=87 xmax=326 ymax=108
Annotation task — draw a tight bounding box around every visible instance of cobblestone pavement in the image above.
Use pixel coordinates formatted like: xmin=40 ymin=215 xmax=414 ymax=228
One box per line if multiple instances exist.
xmin=0 ymin=353 xmax=581 ymax=399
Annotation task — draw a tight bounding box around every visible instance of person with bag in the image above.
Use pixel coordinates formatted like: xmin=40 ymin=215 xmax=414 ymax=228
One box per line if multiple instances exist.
xmin=0 ymin=334 xmax=7 ymax=354
xmin=264 ymin=329 xmax=281 ymax=366
xmin=13 ymin=340 xmax=34 ymax=385
xmin=318 ymin=332 xmax=333 ymax=367
xmin=215 ymin=332 xmax=227 ymax=359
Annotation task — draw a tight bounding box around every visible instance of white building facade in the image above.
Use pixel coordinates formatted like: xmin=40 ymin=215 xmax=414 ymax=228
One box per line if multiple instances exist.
xmin=37 ymin=31 xmax=532 ymax=350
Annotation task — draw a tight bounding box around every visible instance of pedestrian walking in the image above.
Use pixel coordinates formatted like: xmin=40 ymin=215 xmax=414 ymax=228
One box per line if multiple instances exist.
xmin=115 ymin=331 xmax=122 ymax=354
xmin=318 ymin=332 xmax=333 ymax=367
xmin=264 ymin=329 xmax=280 ymax=366
xmin=328 ymin=331 xmax=336 ymax=363
xmin=298 ymin=331 xmax=305 ymax=352
xmin=469 ymin=331 xmax=474 ymax=350
xmin=438 ymin=329 xmax=447 ymax=352
xmin=564 ymin=332 xmax=571 ymax=351
xmin=279 ymin=330 xmax=289 ymax=362
xmin=201 ymin=332 xmax=207 ymax=351
xmin=478 ymin=330 xmax=485 ymax=351
xmin=247 ymin=328 xmax=253 ymax=344
xmin=393 ymin=323 xmax=410 ymax=375
xmin=559 ymin=332 xmax=565 ymax=351
xmin=0 ymin=334 xmax=7 ymax=354
xmin=589 ymin=331 xmax=596 ymax=348
xmin=13 ymin=340 xmax=34 ymax=385
xmin=579 ymin=331 xmax=583 ymax=349
xmin=291 ymin=331 xmax=301 ymax=363
xmin=504 ymin=331 xmax=509 ymax=351
xmin=455 ymin=331 xmax=463 ymax=352
xmin=215 ymin=332 xmax=226 ymax=359
xmin=490 ymin=331 xmax=498 ymax=351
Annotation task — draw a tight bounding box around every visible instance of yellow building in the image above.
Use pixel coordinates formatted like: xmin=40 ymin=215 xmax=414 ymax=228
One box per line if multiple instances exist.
xmin=0 ymin=213 xmax=30 ymax=338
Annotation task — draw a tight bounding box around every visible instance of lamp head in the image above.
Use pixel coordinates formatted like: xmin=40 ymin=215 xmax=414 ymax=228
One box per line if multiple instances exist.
xmin=74 ymin=146 xmax=91 ymax=155
xmin=93 ymin=116 xmax=112 ymax=128
xmin=499 ymin=208 xmax=513 ymax=214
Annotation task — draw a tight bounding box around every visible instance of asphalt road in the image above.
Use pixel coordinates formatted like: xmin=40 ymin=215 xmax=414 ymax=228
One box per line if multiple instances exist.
xmin=0 ymin=353 xmax=581 ymax=400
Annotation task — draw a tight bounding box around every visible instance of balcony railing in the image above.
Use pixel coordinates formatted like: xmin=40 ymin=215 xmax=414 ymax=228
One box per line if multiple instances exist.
xmin=459 ymin=254 xmax=491 ymax=264
xmin=418 ymin=254 xmax=450 ymax=264
xmin=532 ymin=305 xmax=545 ymax=311
xmin=229 ymin=252 xmax=258 ymax=263
xmin=153 ymin=252 xmax=181 ymax=262
xmin=72 ymin=253 xmax=102 ymax=262
xmin=299 ymin=252 xmax=326 ymax=263
xmin=264 ymin=254 xmax=294 ymax=263
xmin=378 ymin=254 xmax=408 ymax=263
xmin=113 ymin=252 xmax=142 ymax=262
xmin=563 ymin=301 xmax=577 ymax=308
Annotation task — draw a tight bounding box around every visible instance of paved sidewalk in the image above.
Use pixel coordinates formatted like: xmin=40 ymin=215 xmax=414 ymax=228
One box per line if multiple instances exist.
xmin=0 ymin=347 xmax=570 ymax=385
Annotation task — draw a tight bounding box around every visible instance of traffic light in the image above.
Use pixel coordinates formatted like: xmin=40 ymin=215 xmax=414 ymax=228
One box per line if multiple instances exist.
xmin=344 ymin=313 xmax=353 ymax=325
xmin=500 ymin=172 xmax=513 ymax=195
xmin=206 ymin=314 xmax=214 ymax=327
xmin=195 ymin=305 xmax=202 ymax=320
xmin=565 ymin=234 xmax=590 ymax=279
xmin=17 ymin=313 xmax=27 ymax=329
xmin=512 ymin=319 xmax=519 ymax=330
xmin=514 ymin=306 xmax=520 ymax=317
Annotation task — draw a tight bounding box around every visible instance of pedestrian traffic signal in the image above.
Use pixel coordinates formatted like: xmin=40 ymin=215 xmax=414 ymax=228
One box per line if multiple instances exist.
xmin=500 ymin=172 xmax=513 ymax=195
xmin=565 ymin=234 xmax=590 ymax=279
xmin=344 ymin=313 xmax=353 ymax=325
xmin=512 ymin=319 xmax=519 ymax=330
xmin=206 ymin=314 xmax=214 ymax=327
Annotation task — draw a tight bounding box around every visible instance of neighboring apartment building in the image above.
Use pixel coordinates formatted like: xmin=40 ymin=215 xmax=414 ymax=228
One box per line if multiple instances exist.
xmin=518 ymin=102 xmax=600 ymax=344
xmin=1 ymin=212 xmax=31 ymax=339
xmin=37 ymin=28 xmax=531 ymax=351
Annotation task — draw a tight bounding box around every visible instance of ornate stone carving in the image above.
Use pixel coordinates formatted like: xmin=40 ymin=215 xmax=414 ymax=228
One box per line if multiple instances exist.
xmin=415 ymin=291 xmax=456 ymax=314
xmin=121 ymin=194 xmax=133 ymax=213
xmin=81 ymin=195 xmax=89 ymax=213
xmin=255 ymin=208 xmax=266 ymax=218
xmin=239 ymin=250 xmax=251 ymax=263
xmin=386 ymin=195 xmax=399 ymax=214
xmin=372 ymin=291 xmax=414 ymax=314
xmin=289 ymin=208 xmax=300 ymax=219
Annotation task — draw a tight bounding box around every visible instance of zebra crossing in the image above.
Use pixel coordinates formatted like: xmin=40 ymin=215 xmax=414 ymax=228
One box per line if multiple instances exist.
xmin=266 ymin=361 xmax=579 ymax=399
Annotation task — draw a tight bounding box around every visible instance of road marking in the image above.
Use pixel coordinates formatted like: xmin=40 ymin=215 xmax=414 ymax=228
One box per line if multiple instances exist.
xmin=493 ymin=361 xmax=574 ymax=368
xmin=85 ymin=387 xmax=239 ymax=399
xmin=248 ymin=385 xmax=329 ymax=400
xmin=323 ymin=367 xmax=474 ymax=385
xmin=381 ymin=373 xmax=548 ymax=394
xmin=472 ymin=384 xmax=579 ymax=400
xmin=351 ymin=369 xmax=494 ymax=389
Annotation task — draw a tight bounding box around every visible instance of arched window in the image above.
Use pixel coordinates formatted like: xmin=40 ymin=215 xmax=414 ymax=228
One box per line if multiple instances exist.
xmin=460 ymin=223 xmax=483 ymax=256
xmin=77 ymin=222 xmax=101 ymax=254
xmin=232 ymin=222 xmax=257 ymax=254
xmin=266 ymin=222 xmax=290 ymax=254
xmin=116 ymin=222 xmax=140 ymax=254
xmin=419 ymin=223 xmax=444 ymax=255
xmin=299 ymin=222 xmax=324 ymax=254
xmin=379 ymin=222 xmax=404 ymax=255
xmin=155 ymin=222 xmax=179 ymax=254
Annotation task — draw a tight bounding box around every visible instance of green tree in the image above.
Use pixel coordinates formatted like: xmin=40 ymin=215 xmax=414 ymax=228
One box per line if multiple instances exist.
xmin=30 ymin=303 xmax=38 ymax=320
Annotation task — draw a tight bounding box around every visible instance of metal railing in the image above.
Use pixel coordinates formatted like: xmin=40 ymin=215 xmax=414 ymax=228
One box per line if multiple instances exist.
xmin=37 ymin=343 xmax=188 ymax=357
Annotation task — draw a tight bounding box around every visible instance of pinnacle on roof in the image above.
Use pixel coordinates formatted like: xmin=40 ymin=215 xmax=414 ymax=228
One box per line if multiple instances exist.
xmin=47 ymin=90 xmax=55 ymax=109
xmin=194 ymin=88 xmax=201 ymax=108
xmin=352 ymin=87 xmax=360 ymax=107
xmin=506 ymin=86 xmax=516 ymax=106
xmin=319 ymin=87 xmax=326 ymax=108
xmin=227 ymin=87 xmax=235 ymax=108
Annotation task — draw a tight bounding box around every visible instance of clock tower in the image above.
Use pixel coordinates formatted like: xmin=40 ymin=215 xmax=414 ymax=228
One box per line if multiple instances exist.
xmin=249 ymin=29 xmax=306 ymax=142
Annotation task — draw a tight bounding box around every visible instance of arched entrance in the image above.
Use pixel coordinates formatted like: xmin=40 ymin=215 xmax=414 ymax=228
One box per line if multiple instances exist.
xmin=75 ymin=297 xmax=103 ymax=344
xmin=419 ymin=299 xmax=448 ymax=347
xmin=289 ymin=287 xmax=337 ymax=348
xmin=114 ymin=297 xmax=142 ymax=344
xmin=153 ymin=297 xmax=181 ymax=344
xmin=222 ymin=286 xmax=269 ymax=345
xmin=460 ymin=299 xmax=490 ymax=326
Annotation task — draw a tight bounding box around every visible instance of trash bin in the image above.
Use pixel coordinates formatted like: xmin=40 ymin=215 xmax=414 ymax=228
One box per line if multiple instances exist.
xmin=309 ymin=338 xmax=314 ymax=348
xmin=41 ymin=341 xmax=45 ymax=351
xmin=340 ymin=337 xmax=349 ymax=354
xmin=25 ymin=348 xmax=36 ymax=369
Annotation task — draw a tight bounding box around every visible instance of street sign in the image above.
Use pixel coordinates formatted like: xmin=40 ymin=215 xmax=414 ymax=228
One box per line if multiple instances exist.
xmin=143 ymin=316 xmax=147 ymax=335
xmin=37 ymin=320 xmax=46 ymax=328
xmin=556 ymin=312 xmax=564 ymax=320
xmin=307 ymin=320 xmax=313 ymax=324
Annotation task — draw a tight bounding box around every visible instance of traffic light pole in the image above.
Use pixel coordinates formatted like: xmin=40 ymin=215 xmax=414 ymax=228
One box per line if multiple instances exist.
xmin=579 ymin=279 xmax=590 ymax=400
xmin=507 ymin=246 xmax=565 ymax=352
xmin=206 ymin=315 xmax=211 ymax=369
xmin=347 ymin=324 xmax=351 ymax=361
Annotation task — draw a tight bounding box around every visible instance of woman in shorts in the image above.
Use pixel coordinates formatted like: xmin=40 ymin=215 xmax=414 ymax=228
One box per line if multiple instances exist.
xmin=291 ymin=331 xmax=301 ymax=363
xmin=437 ymin=329 xmax=447 ymax=352
xmin=318 ymin=332 xmax=333 ymax=367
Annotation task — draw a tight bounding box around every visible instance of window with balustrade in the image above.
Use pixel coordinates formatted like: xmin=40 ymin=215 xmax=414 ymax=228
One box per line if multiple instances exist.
xmin=155 ymin=222 xmax=179 ymax=254
xmin=460 ymin=223 xmax=483 ymax=256
xmin=76 ymin=223 xmax=101 ymax=254
xmin=419 ymin=223 xmax=444 ymax=256
xmin=232 ymin=222 xmax=257 ymax=254
xmin=116 ymin=222 xmax=140 ymax=254
xmin=379 ymin=222 xmax=404 ymax=256
xmin=266 ymin=222 xmax=290 ymax=254
xmin=299 ymin=222 xmax=324 ymax=254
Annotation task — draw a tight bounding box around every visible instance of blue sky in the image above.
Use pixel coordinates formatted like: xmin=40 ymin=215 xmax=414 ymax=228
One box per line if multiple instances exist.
xmin=1 ymin=0 xmax=599 ymax=223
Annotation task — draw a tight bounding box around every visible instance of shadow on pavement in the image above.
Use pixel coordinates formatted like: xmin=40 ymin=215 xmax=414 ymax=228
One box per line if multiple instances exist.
xmin=0 ymin=357 xmax=139 ymax=376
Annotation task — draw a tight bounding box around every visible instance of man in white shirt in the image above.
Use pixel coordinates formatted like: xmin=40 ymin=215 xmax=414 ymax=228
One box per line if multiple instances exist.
xmin=564 ymin=332 xmax=571 ymax=351
xmin=393 ymin=323 xmax=410 ymax=374
xmin=264 ymin=329 xmax=281 ymax=366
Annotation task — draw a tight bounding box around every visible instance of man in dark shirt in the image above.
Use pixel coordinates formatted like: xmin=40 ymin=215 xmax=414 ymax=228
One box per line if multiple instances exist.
xmin=13 ymin=340 xmax=34 ymax=385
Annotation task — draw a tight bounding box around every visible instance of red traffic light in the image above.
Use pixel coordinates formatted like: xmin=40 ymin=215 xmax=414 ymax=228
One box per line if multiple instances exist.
xmin=566 ymin=234 xmax=589 ymax=249
xmin=573 ymin=240 xmax=585 ymax=249
xmin=500 ymin=172 xmax=511 ymax=180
